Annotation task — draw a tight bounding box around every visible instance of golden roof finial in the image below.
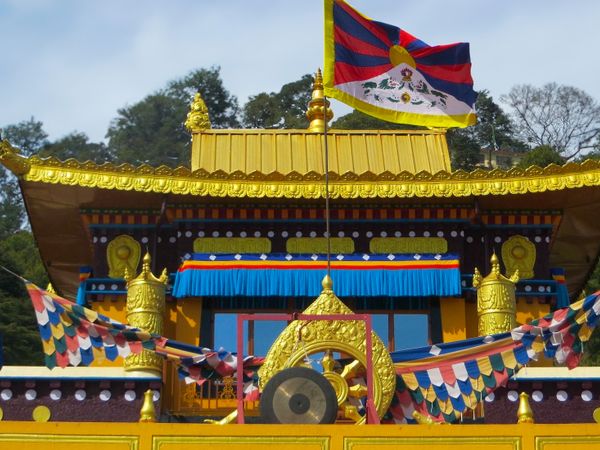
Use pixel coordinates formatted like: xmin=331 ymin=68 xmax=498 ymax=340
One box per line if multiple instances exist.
xmin=490 ymin=252 xmax=500 ymax=276
xmin=306 ymin=68 xmax=333 ymax=133
xmin=185 ymin=93 xmax=211 ymax=133
xmin=322 ymin=274 xmax=333 ymax=291
xmin=0 ymin=139 xmax=30 ymax=176
xmin=127 ymin=251 xmax=168 ymax=286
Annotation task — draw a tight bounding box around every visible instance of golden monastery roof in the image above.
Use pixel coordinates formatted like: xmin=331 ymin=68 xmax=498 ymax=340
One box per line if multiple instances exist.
xmin=191 ymin=129 xmax=451 ymax=175
xmin=3 ymin=140 xmax=600 ymax=199
xmin=3 ymin=139 xmax=600 ymax=300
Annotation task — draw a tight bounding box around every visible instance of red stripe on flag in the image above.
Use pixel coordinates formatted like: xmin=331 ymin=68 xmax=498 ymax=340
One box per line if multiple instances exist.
xmin=416 ymin=63 xmax=473 ymax=84
xmin=334 ymin=61 xmax=393 ymax=84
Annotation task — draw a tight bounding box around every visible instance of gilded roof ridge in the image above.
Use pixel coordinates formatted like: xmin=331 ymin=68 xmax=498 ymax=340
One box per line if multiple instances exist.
xmin=13 ymin=153 xmax=600 ymax=199
xmin=193 ymin=128 xmax=446 ymax=135
xmin=22 ymin=153 xmax=600 ymax=179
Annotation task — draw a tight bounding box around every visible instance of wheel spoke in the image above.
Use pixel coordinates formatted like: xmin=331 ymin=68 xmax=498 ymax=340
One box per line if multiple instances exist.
xmin=340 ymin=359 xmax=362 ymax=380
xmin=348 ymin=384 xmax=368 ymax=398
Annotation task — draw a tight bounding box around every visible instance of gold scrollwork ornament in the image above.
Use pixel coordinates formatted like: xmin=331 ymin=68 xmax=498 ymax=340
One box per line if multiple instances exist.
xmin=473 ymin=253 xmax=519 ymax=336
xmin=124 ymin=252 xmax=168 ymax=373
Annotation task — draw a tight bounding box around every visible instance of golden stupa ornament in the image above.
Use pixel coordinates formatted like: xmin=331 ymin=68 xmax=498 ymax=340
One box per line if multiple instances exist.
xmin=306 ymin=69 xmax=334 ymax=133
xmin=517 ymin=392 xmax=534 ymax=424
xmin=473 ymin=253 xmax=519 ymax=336
xmin=139 ymin=389 xmax=157 ymax=422
xmin=258 ymin=275 xmax=395 ymax=424
xmin=185 ymin=93 xmax=211 ymax=133
xmin=124 ymin=252 xmax=168 ymax=373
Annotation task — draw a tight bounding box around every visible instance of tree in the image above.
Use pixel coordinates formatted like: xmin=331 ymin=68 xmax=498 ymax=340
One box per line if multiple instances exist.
xmin=39 ymin=132 xmax=114 ymax=164
xmin=1 ymin=117 xmax=48 ymax=156
xmin=447 ymin=91 xmax=525 ymax=171
xmin=467 ymin=91 xmax=526 ymax=152
xmin=0 ymin=118 xmax=50 ymax=238
xmin=502 ymin=83 xmax=600 ymax=159
xmin=107 ymin=67 xmax=240 ymax=167
xmin=446 ymin=130 xmax=481 ymax=171
xmin=517 ymin=145 xmax=564 ymax=168
xmin=243 ymin=92 xmax=284 ymax=128
xmin=0 ymin=231 xmax=46 ymax=366
xmin=242 ymin=74 xmax=313 ymax=129
xmin=332 ymin=109 xmax=419 ymax=130
xmin=165 ymin=66 xmax=240 ymax=129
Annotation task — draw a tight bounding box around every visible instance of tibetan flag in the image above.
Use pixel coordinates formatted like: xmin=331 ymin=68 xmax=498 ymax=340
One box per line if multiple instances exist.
xmin=324 ymin=0 xmax=477 ymax=128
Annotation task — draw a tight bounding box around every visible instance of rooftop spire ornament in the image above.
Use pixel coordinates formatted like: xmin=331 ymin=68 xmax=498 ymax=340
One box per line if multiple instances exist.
xmin=306 ymin=69 xmax=333 ymax=133
xmin=185 ymin=93 xmax=211 ymax=133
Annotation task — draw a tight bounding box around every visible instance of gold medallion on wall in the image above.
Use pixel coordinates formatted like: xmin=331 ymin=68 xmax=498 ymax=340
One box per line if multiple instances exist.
xmin=107 ymin=235 xmax=141 ymax=279
xmin=501 ymin=235 xmax=536 ymax=279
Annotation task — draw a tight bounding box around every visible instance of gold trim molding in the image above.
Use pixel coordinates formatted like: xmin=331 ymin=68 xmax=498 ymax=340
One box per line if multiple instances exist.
xmin=370 ymin=237 xmax=447 ymax=254
xmin=286 ymin=237 xmax=355 ymax=254
xmin=153 ymin=436 xmax=330 ymax=449
xmin=193 ymin=237 xmax=271 ymax=254
xmin=0 ymin=434 xmax=138 ymax=449
xmin=15 ymin=156 xmax=600 ymax=200
xmin=344 ymin=436 xmax=521 ymax=449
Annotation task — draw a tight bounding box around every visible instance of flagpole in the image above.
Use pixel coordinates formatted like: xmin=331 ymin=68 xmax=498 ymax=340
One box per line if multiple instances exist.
xmin=323 ymin=96 xmax=331 ymax=278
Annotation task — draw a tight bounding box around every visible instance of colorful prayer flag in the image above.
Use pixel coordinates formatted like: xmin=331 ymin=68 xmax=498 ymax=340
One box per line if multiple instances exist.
xmin=324 ymin=0 xmax=477 ymax=128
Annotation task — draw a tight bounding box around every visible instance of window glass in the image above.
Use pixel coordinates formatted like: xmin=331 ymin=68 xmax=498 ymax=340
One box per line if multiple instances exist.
xmin=254 ymin=320 xmax=287 ymax=356
xmin=394 ymin=314 xmax=428 ymax=350
xmin=213 ymin=313 xmax=247 ymax=354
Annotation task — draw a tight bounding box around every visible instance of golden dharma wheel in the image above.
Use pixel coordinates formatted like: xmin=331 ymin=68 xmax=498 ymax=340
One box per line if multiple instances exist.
xmin=258 ymin=276 xmax=396 ymax=424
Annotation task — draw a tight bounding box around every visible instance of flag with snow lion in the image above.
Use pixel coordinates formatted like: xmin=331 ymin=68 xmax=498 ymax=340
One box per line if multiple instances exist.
xmin=324 ymin=0 xmax=477 ymax=128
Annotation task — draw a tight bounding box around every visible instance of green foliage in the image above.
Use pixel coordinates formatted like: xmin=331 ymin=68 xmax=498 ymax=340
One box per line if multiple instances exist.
xmin=0 ymin=231 xmax=46 ymax=366
xmin=243 ymin=92 xmax=283 ymax=128
xmin=165 ymin=66 xmax=240 ymax=129
xmin=0 ymin=177 xmax=25 ymax=240
xmin=242 ymin=74 xmax=312 ymax=129
xmin=446 ymin=129 xmax=481 ymax=171
xmin=517 ymin=145 xmax=564 ymax=168
xmin=39 ymin=132 xmax=114 ymax=164
xmin=1 ymin=117 xmax=48 ymax=156
xmin=107 ymin=67 xmax=240 ymax=167
xmin=107 ymin=94 xmax=189 ymax=166
xmin=447 ymin=91 xmax=525 ymax=171
xmin=331 ymin=109 xmax=420 ymax=130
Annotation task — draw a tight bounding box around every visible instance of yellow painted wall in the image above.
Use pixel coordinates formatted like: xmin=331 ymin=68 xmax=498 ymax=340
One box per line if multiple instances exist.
xmin=175 ymin=299 xmax=202 ymax=346
xmin=440 ymin=297 xmax=466 ymax=342
xmin=0 ymin=421 xmax=598 ymax=450
xmin=516 ymin=298 xmax=551 ymax=325
xmin=465 ymin=301 xmax=478 ymax=339
xmin=91 ymin=296 xmax=128 ymax=367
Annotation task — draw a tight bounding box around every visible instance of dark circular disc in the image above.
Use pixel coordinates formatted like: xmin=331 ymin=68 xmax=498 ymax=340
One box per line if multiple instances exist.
xmin=260 ymin=367 xmax=338 ymax=424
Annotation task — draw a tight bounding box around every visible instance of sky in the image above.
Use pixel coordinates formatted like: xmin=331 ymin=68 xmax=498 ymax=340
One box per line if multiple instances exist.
xmin=1 ymin=0 xmax=600 ymax=143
